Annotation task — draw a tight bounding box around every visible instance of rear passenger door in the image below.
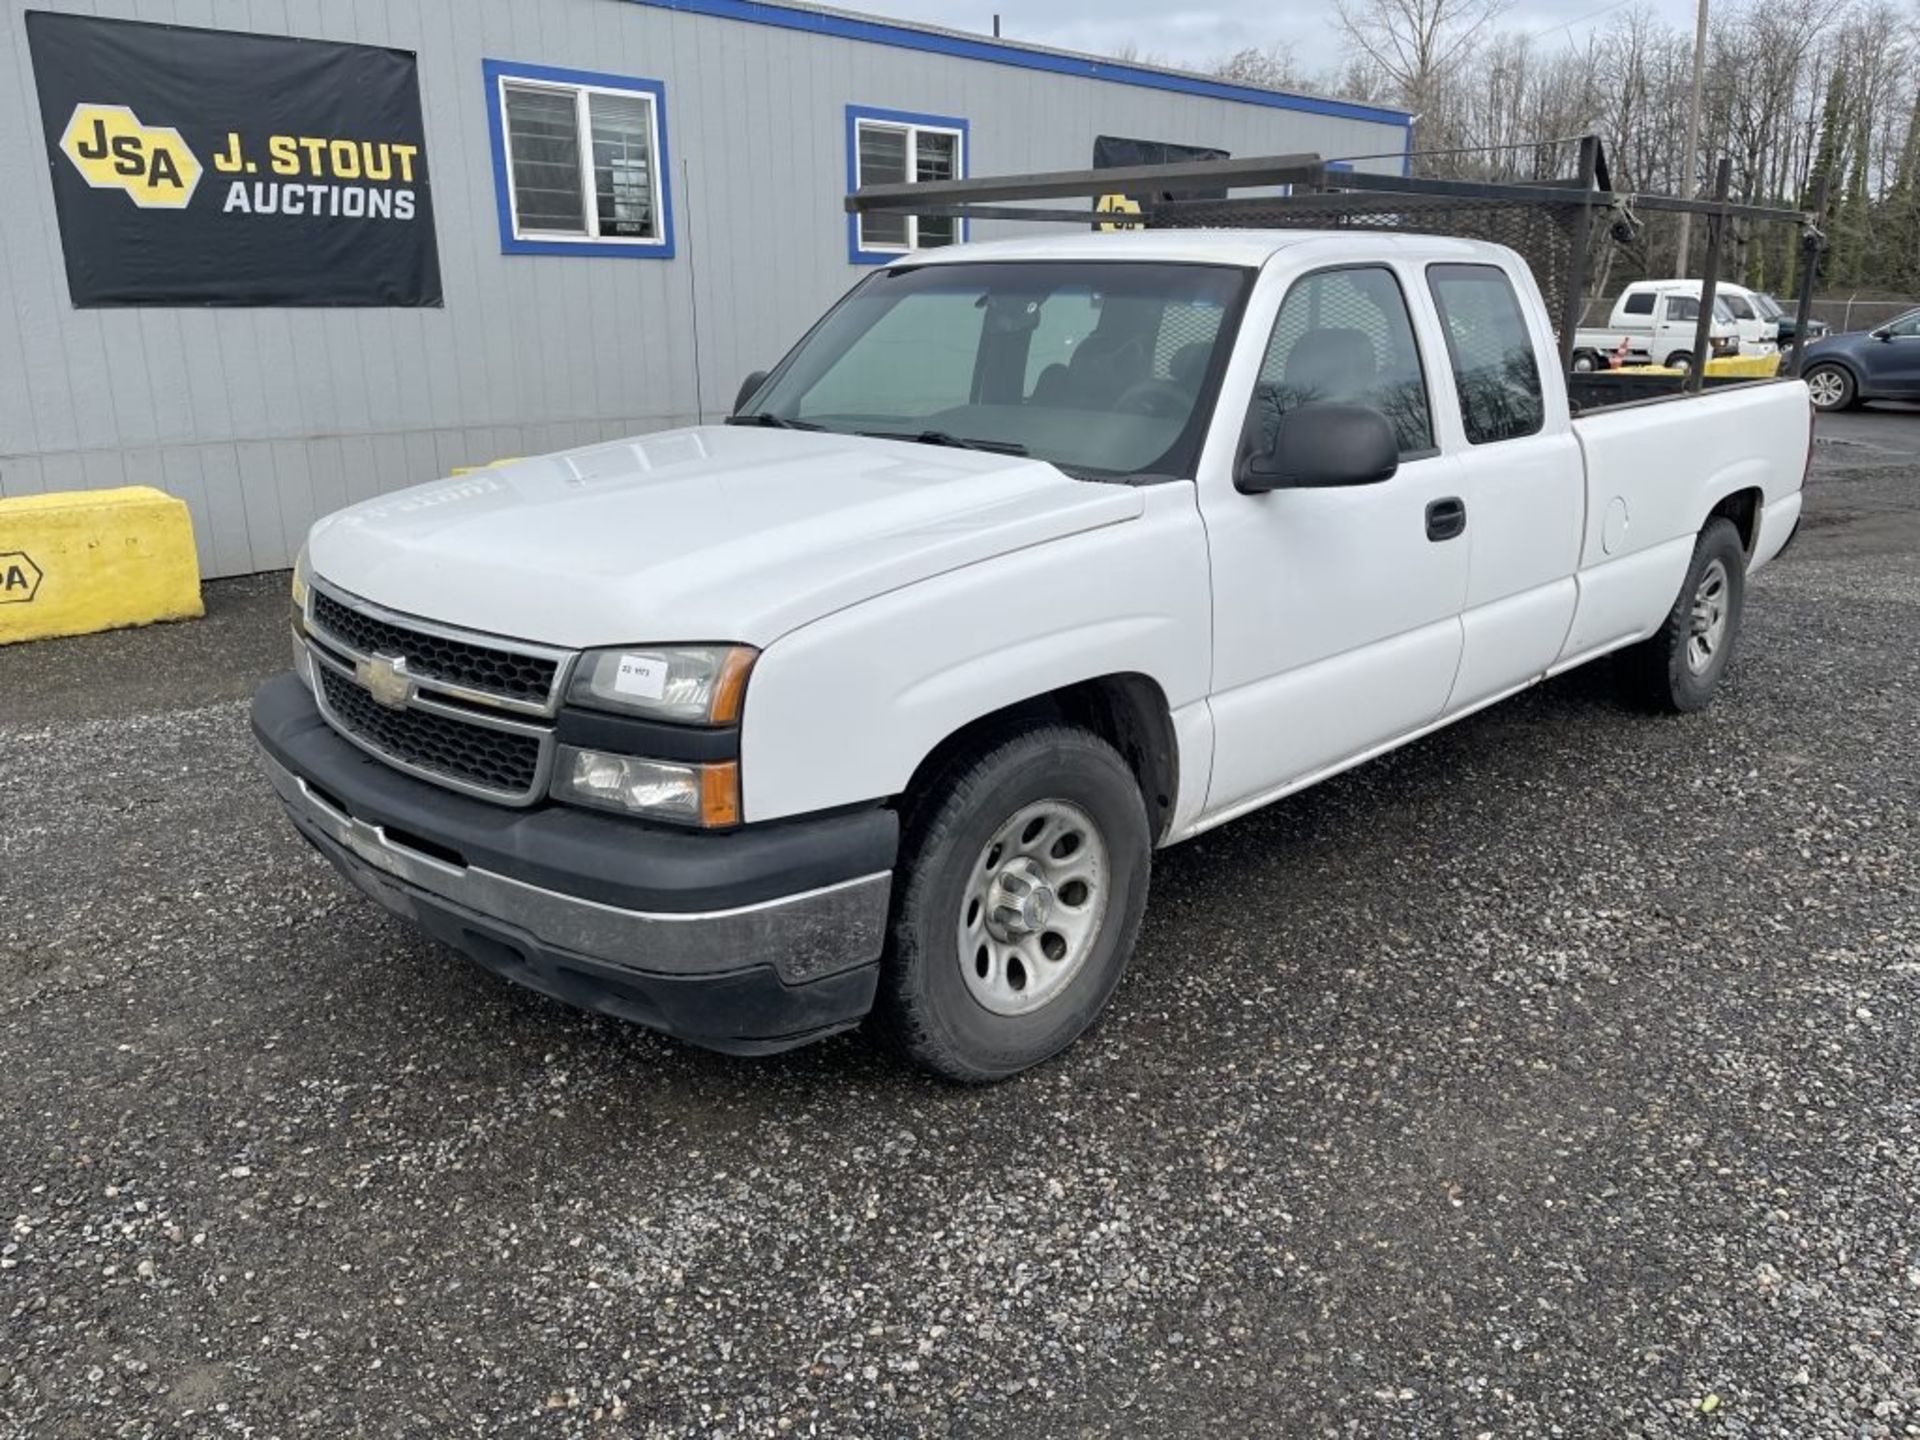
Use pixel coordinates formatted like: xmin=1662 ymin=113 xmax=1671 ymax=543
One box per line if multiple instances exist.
xmin=1423 ymin=262 xmax=1584 ymax=711
xmin=1202 ymin=263 xmax=1469 ymax=816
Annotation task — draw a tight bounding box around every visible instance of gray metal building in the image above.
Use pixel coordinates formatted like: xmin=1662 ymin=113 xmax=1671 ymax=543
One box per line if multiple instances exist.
xmin=0 ymin=0 xmax=1410 ymax=579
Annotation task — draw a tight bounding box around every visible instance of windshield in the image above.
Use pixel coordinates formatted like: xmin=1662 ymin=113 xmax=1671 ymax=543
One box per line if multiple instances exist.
xmin=741 ymin=261 xmax=1253 ymax=480
xmin=1752 ymin=292 xmax=1784 ymax=320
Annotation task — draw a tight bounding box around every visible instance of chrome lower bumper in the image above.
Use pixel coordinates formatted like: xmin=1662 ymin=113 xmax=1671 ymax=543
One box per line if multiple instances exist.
xmin=259 ymin=750 xmax=892 ymax=983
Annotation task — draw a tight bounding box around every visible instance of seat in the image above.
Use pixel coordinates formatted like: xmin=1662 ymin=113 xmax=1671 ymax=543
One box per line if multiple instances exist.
xmin=1030 ymin=328 xmax=1149 ymax=410
xmin=1281 ymin=327 xmax=1377 ymax=402
xmin=1166 ymin=341 xmax=1212 ymax=394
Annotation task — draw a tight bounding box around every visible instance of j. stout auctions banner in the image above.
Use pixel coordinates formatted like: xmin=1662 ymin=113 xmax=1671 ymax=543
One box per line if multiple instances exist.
xmin=25 ymin=11 xmax=442 ymax=307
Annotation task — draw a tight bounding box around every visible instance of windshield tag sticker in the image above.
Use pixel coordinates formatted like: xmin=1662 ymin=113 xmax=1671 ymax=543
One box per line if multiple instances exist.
xmin=613 ymin=653 xmax=668 ymax=700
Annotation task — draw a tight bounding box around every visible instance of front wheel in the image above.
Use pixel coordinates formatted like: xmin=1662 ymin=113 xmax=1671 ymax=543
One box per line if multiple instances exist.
xmin=1616 ymin=517 xmax=1748 ymax=713
xmin=1571 ymin=350 xmax=1601 ymax=374
xmin=873 ymin=725 xmax=1151 ymax=1081
xmin=1803 ymin=362 xmax=1855 ymax=411
xmin=1663 ymin=350 xmax=1696 ymax=375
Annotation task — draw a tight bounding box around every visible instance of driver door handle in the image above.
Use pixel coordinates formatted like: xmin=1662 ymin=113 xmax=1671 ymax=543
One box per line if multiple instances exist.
xmin=1426 ymin=496 xmax=1467 ymax=542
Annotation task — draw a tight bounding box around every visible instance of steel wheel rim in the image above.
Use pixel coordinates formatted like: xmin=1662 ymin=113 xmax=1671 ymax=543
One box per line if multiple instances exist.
xmin=958 ymin=798 xmax=1111 ymax=1017
xmin=1807 ymin=369 xmax=1844 ymax=408
xmin=1686 ymin=557 xmax=1731 ymax=674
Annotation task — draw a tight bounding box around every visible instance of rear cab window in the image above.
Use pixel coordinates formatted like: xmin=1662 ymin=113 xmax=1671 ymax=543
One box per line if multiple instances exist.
xmin=1426 ymin=263 xmax=1544 ymax=444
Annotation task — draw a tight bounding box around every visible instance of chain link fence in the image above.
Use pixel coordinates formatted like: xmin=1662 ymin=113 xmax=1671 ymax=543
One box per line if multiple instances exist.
xmin=1579 ymin=294 xmax=1919 ymax=335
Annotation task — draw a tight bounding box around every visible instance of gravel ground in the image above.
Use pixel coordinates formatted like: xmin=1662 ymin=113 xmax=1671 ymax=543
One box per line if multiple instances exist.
xmin=2 ymin=444 xmax=1916 ymax=1438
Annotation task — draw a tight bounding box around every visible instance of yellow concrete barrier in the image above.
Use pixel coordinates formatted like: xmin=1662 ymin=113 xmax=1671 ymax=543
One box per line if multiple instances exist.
xmin=0 ymin=486 xmax=204 ymax=646
xmin=449 ymin=457 xmax=522 ymax=476
xmin=1618 ymin=353 xmax=1784 ymax=379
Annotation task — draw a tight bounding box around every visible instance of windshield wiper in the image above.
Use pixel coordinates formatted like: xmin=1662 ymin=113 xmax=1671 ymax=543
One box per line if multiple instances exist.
xmin=859 ymin=429 xmax=1029 ymax=456
xmin=726 ymin=412 xmax=827 ymax=431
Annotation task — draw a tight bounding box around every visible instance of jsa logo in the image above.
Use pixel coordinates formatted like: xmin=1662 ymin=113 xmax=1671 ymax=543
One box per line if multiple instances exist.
xmin=59 ymin=103 xmax=202 ymax=209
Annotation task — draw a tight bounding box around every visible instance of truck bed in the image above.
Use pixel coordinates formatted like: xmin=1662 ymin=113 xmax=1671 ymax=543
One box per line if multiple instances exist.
xmin=1561 ymin=376 xmax=1809 ymax=662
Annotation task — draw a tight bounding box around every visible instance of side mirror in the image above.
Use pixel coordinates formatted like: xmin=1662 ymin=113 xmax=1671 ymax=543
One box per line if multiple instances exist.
xmin=1237 ymin=403 xmax=1400 ymax=494
xmin=1870 ymin=328 xmax=1892 ymax=342
xmin=733 ymin=370 xmax=770 ymax=415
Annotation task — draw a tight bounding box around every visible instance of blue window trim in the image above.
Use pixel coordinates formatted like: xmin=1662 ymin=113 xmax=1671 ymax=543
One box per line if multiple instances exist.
xmin=846 ymin=105 xmax=968 ymax=266
xmin=482 ymin=58 xmax=677 ymax=260
xmin=620 ymin=0 xmax=1411 ymax=140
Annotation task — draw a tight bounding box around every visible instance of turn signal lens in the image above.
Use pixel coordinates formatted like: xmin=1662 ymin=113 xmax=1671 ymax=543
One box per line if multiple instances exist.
xmin=701 ymin=761 xmax=741 ymax=827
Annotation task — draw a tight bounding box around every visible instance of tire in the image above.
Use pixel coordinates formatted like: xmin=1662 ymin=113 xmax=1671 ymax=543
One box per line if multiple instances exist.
xmin=1803 ymin=361 xmax=1855 ymax=412
xmin=1663 ymin=350 xmax=1695 ymax=374
xmin=1571 ymin=350 xmax=1600 ymax=374
xmin=872 ymin=724 xmax=1152 ymax=1082
xmin=1616 ymin=517 xmax=1748 ymax=714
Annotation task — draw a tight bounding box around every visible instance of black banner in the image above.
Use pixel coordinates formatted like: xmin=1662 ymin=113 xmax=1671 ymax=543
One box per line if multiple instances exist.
xmin=26 ymin=12 xmax=442 ymax=308
xmin=1093 ymin=135 xmax=1231 ymax=203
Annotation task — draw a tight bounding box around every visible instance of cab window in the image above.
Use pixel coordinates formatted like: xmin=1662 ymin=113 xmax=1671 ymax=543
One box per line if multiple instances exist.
xmin=1427 ymin=263 xmax=1544 ymax=445
xmin=1248 ymin=265 xmax=1434 ymax=459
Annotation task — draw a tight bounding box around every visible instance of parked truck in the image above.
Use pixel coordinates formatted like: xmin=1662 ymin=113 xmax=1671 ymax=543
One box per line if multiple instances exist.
xmin=1572 ymin=280 xmax=1745 ymax=372
xmin=253 ymin=225 xmax=1812 ymax=1080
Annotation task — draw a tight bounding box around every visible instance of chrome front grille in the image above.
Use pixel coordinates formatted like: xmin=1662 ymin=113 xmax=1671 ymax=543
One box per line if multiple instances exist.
xmin=315 ymin=664 xmax=545 ymax=796
xmin=301 ymin=581 xmax=574 ymax=806
xmin=310 ymin=589 xmax=561 ymax=708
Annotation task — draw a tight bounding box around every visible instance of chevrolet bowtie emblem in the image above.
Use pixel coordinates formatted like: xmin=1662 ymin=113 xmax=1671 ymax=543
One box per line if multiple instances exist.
xmin=355 ymin=652 xmax=415 ymax=710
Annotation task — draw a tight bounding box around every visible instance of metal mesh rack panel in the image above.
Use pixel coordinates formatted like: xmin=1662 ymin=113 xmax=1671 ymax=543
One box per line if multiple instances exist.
xmin=1146 ymin=193 xmax=1589 ymax=341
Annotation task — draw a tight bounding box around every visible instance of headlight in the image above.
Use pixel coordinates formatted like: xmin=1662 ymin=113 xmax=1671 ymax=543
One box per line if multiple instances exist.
xmin=555 ymin=746 xmax=740 ymax=827
xmin=567 ymin=645 xmax=756 ymax=725
xmin=291 ymin=543 xmax=311 ymax=613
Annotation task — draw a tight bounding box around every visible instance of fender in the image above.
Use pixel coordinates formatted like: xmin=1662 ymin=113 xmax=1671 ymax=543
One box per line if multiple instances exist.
xmin=739 ymin=485 xmax=1212 ymax=824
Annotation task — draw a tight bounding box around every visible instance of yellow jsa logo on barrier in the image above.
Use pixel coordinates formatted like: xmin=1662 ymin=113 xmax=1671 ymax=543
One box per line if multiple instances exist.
xmin=59 ymin=103 xmax=202 ymax=209
xmin=1095 ymin=193 xmax=1143 ymax=231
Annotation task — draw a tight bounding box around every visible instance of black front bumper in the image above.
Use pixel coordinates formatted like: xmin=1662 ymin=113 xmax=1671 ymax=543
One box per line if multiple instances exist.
xmin=252 ymin=673 xmax=899 ymax=1055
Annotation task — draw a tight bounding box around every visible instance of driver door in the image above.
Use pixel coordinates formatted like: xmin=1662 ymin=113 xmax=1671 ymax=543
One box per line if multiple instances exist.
xmin=1200 ymin=261 xmax=1469 ymax=817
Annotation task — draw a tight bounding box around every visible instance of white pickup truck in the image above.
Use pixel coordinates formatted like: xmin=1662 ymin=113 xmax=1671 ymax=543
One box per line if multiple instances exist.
xmin=1571 ymin=280 xmax=1745 ymax=372
xmin=253 ymin=229 xmax=1810 ymax=1080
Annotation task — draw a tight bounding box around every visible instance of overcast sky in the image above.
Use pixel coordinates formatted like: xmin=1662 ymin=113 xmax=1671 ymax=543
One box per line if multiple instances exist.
xmin=858 ymin=0 xmax=1701 ymax=78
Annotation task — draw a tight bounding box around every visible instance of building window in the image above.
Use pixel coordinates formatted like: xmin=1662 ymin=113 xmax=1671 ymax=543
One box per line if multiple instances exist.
xmin=846 ymin=106 xmax=967 ymax=264
xmin=483 ymin=59 xmax=674 ymax=259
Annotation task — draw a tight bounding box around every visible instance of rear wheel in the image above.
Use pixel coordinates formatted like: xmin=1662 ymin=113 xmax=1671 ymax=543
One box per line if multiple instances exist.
xmin=1616 ymin=517 xmax=1748 ymax=713
xmin=873 ymin=725 xmax=1151 ymax=1082
xmin=1803 ymin=362 xmax=1854 ymax=411
xmin=1571 ymin=350 xmax=1601 ymax=374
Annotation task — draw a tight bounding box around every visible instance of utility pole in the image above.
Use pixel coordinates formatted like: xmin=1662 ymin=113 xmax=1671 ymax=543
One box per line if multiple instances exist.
xmin=1675 ymin=0 xmax=1709 ymax=275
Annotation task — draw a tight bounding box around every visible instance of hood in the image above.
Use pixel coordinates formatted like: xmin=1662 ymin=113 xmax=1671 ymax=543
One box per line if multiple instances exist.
xmin=306 ymin=425 xmax=1144 ymax=648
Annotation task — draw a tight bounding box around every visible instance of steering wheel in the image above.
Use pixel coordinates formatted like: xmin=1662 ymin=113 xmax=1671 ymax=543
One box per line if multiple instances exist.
xmin=1112 ymin=378 xmax=1190 ymax=418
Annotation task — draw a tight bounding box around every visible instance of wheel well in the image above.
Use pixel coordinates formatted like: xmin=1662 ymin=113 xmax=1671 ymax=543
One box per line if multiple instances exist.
xmin=1707 ymin=486 xmax=1764 ymax=555
xmin=901 ymin=675 xmax=1179 ymax=841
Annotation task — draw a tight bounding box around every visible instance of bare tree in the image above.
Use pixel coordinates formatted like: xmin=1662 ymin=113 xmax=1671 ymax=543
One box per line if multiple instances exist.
xmin=1213 ymin=42 xmax=1304 ymax=91
xmin=1115 ymin=0 xmax=1920 ymax=290
xmin=1332 ymin=0 xmax=1513 ymax=128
